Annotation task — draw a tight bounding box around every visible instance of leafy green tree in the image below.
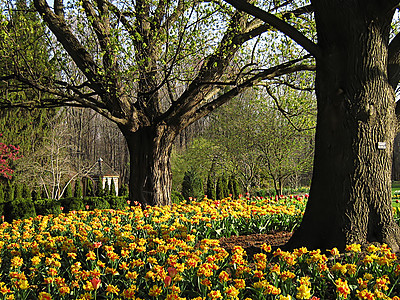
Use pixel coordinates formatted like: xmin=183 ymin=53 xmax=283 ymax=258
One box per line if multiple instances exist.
xmin=0 ymin=0 xmax=311 ymax=206
xmin=0 ymin=0 xmax=56 ymax=164
xmin=186 ymin=89 xmax=315 ymax=195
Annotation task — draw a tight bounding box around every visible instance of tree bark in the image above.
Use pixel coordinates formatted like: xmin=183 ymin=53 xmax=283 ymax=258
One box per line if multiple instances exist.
xmin=286 ymin=2 xmax=400 ymax=251
xmin=121 ymin=124 xmax=177 ymax=206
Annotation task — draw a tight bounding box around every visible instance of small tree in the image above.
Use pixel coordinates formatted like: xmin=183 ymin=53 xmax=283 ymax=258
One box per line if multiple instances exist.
xmin=31 ymin=189 xmax=40 ymax=202
xmin=216 ymin=176 xmax=225 ymax=200
xmin=228 ymin=175 xmax=240 ymax=199
xmin=0 ymin=141 xmax=21 ymax=180
xmin=22 ymin=183 xmax=31 ymax=200
xmin=74 ymin=180 xmax=83 ymax=198
xmin=14 ymin=183 xmax=23 ymax=201
xmin=86 ymin=178 xmax=94 ymax=197
xmin=0 ymin=185 xmax=4 ymax=203
xmin=118 ymin=184 xmax=128 ymax=197
xmin=104 ymin=180 xmax=110 ymax=196
xmin=110 ymin=179 xmax=116 ymax=197
xmin=206 ymin=174 xmax=216 ymax=200
xmin=96 ymin=177 xmax=104 ymax=197
xmin=64 ymin=183 xmax=73 ymax=198
xmin=181 ymin=169 xmax=203 ymax=200
xmin=5 ymin=183 xmax=14 ymax=202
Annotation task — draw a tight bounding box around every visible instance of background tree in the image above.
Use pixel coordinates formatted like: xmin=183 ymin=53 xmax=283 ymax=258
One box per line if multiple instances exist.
xmin=17 ymin=117 xmax=88 ymax=200
xmin=173 ymin=87 xmax=315 ymax=196
xmin=225 ymin=0 xmax=400 ymax=251
xmin=0 ymin=0 xmax=57 ymax=159
xmin=0 ymin=0 xmax=314 ymax=206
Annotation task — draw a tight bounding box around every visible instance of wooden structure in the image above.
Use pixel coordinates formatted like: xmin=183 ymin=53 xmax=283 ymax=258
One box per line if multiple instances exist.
xmin=85 ymin=158 xmax=119 ymax=196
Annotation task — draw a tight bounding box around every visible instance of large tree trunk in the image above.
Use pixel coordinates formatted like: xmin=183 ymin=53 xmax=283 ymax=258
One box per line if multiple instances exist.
xmin=286 ymin=2 xmax=400 ymax=251
xmin=121 ymin=124 xmax=177 ymax=207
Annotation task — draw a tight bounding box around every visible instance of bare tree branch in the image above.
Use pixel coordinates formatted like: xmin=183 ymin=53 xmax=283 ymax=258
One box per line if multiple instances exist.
xmin=223 ymin=0 xmax=320 ymax=58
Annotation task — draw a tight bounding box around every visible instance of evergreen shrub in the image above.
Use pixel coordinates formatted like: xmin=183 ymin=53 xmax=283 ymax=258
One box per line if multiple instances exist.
xmin=64 ymin=183 xmax=73 ymax=198
xmin=216 ymin=176 xmax=227 ymax=200
xmin=14 ymin=183 xmax=23 ymax=201
xmin=206 ymin=174 xmax=216 ymax=200
xmin=34 ymin=199 xmax=61 ymax=216
xmin=22 ymin=184 xmax=31 ymax=200
xmin=31 ymin=189 xmax=41 ymax=201
xmin=228 ymin=175 xmax=240 ymax=198
xmin=61 ymin=197 xmax=84 ymax=212
xmin=171 ymin=190 xmax=185 ymax=204
xmin=7 ymin=198 xmax=36 ymax=221
xmin=74 ymin=180 xmax=83 ymax=198
xmin=181 ymin=168 xmax=203 ymax=200
xmin=96 ymin=177 xmax=104 ymax=197
xmin=86 ymin=178 xmax=95 ymax=197
xmin=110 ymin=179 xmax=117 ymax=196
xmin=119 ymin=184 xmax=128 ymax=197
xmin=0 ymin=185 xmax=5 ymax=204
xmin=85 ymin=197 xmax=110 ymax=210
xmin=104 ymin=180 xmax=110 ymax=196
xmin=5 ymin=183 xmax=14 ymax=202
xmin=107 ymin=196 xmax=128 ymax=210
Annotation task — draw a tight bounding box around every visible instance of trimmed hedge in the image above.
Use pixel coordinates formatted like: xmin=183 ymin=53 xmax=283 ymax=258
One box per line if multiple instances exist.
xmin=85 ymin=197 xmax=110 ymax=210
xmin=107 ymin=196 xmax=128 ymax=210
xmin=35 ymin=199 xmax=61 ymax=216
xmin=0 ymin=195 xmax=128 ymax=222
xmin=6 ymin=199 xmax=36 ymax=222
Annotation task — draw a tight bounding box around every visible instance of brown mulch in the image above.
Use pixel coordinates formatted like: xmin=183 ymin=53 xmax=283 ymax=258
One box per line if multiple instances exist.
xmin=218 ymin=231 xmax=293 ymax=257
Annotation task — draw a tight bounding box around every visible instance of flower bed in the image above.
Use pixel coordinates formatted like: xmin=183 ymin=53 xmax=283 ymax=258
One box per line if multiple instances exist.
xmin=0 ymin=196 xmax=399 ymax=299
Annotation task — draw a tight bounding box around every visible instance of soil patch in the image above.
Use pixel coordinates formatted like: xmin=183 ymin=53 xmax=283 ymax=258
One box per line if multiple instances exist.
xmin=218 ymin=231 xmax=293 ymax=257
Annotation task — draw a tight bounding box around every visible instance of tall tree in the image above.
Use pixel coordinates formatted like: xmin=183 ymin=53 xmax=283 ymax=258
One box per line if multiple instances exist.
xmin=0 ymin=0 xmax=313 ymax=206
xmin=225 ymin=0 xmax=400 ymax=251
xmin=0 ymin=0 xmax=56 ymax=151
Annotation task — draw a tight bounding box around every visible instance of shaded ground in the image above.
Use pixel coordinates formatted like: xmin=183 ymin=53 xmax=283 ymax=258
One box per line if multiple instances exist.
xmin=218 ymin=231 xmax=293 ymax=257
